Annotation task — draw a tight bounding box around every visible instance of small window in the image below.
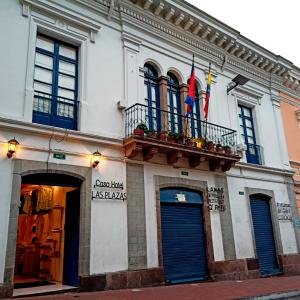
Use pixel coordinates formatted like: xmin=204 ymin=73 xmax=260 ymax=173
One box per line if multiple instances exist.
xmin=33 ymin=35 xmax=78 ymax=130
xmin=238 ymin=104 xmax=261 ymax=165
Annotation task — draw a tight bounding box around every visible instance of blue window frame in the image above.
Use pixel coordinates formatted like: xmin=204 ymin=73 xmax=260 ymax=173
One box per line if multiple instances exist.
xmin=190 ymin=86 xmax=202 ymax=138
xmin=144 ymin=64 xmax=160 ymax=131
xmin=33 ymin=35 xmax=78 ymax=130
xmin=239 ymin=105 xmax=261 ymax=164
xmin=167 ymin=72 xmax=182 ymax=133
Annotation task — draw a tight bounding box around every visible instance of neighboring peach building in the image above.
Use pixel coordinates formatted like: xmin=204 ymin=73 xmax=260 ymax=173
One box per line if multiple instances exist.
xmin=280 ymin=92 xmax=300 ymax=213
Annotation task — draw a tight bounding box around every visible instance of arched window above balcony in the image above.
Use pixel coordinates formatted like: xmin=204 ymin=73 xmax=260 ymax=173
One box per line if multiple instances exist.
xmin=144 ymin=63 xmax=160 ymax=131
xmin=167 ymin=72 xmax=182 ymax=133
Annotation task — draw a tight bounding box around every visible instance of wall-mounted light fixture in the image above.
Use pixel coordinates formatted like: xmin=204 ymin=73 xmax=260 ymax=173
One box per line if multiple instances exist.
xmin=227 ymin=74 xmax=250 ymax=94
xmin=7 ymin=137 xmax=19 ymax=158
xmin=92 ymin=150 xmax=102 ymax=168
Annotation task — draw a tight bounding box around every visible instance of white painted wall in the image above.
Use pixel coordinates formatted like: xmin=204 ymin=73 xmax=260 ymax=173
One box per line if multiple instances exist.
xmin=227 ymin=168 xmax=298 ymax=259
xmin=90 ymin=160 xmax=128 ymax=274
xmin=0 ymin=0 xmax=298 ymax=285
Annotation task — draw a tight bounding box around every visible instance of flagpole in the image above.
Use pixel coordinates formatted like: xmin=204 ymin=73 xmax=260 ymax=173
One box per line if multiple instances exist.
xmin=185 ymin=54 xmax=195 ymax=138
xmin=204 ymin=62 xmax=211 ymax=141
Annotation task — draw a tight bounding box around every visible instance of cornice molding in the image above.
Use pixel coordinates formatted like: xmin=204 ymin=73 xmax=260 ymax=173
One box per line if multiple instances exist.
xmin=0 ymin=116 xmax=123 ymax=148
xmin=123 ymin=0 xmax=300 ymax=94
xmin=20 ymin=0 xmax=101 ymax=32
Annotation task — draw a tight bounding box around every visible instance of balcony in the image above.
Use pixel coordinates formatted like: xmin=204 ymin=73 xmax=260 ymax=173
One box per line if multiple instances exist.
xmin=33 ymin=91 xmax=78 ymax=130
xmin=123 ymin=104 xmax=241 ymax=172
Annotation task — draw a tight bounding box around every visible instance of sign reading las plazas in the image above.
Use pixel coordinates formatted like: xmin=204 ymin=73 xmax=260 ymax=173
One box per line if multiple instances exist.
xmin=92 ymin=179 xmax=127 ymax=201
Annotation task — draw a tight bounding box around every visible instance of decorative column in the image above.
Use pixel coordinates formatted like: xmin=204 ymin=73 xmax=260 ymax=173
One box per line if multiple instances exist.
xmin=159 ymin=76 xmax=168 ymax=132
xmin=180 ymin=83 xmax=189 ymax=115
xmin=271 ymin=94 xmax=290 ymax=166
xmin=122 ymin=33 xmax=142 ymax=107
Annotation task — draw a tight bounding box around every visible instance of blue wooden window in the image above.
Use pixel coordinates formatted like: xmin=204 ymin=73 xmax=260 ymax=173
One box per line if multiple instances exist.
xmin=239 ymin=105 xmax=261 ymax=164
xmin=167 ymin=72 xmax=182 ymax=133
xmin=190 ymin=86 xmax=202 ymax=138
xmin=33 ymin=35 xmax=78 ymax=130
xmin=144 ymin=64 xmax=160 ymax=131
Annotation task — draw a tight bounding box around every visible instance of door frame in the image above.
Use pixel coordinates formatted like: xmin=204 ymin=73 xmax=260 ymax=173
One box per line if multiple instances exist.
xmin=245 ymin=188 xmax=283 ymax=261
xmin=4 ymin=159 xmax=92 ymax=294
xmin=154 ymin=176 xmax=214 ymax=279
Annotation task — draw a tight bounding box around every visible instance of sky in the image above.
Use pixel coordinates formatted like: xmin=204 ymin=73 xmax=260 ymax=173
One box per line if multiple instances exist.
xmin=185 ymin=0 xmax=300 ymax=68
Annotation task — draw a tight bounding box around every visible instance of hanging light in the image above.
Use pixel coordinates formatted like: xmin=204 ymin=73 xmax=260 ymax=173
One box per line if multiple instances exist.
xmin=92 ymin=150 xmax=102 ymax=168
xmin=7 ymin=137 xmax=19 ymax=158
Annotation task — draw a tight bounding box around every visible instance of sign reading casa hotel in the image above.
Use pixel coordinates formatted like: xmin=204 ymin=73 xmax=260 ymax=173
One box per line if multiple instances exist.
xmin=92 ymin=179 xmax=127 ymax=201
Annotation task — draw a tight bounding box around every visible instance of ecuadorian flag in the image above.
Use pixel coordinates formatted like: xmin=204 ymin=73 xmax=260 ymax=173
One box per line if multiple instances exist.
xmin=204 ymin=65 xmax=212 ymax=120
xmin=185 ymin=56 xmax=195 ymax=116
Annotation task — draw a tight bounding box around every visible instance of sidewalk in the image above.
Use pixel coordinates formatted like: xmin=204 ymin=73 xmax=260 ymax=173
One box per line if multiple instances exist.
xmin=9 ymin=275 xmax=300 ymax=300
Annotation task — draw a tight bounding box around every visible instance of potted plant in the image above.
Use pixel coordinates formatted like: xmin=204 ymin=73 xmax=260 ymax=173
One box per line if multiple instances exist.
xmin=216 ymin=142 xmax=223 ymax=153
xmin=167 ymin=131 xmax=175 ymax=142
xmin=147 ymin=129 xmax=157 ymax=139
xmin=204 ymin=140 xmax=215 ymax=152
xmin=158 ymin=131 xmax=167 ymax=141
xmin=134 ymin=123 xmax=148 ymax=136
xmin=223 ymin=145 xmax=232 ymax=155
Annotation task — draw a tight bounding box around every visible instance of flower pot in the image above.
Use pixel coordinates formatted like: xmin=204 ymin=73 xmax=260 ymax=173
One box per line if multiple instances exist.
xmin=225 ymin=147 xmax=232 ymax=155
xmin=216 ymin=145 xmax=223 ymax=153
xmin=134 ymin=128 xmax=144 ymax=136
xmin=159 ymin=133 xmax=167 ymax=141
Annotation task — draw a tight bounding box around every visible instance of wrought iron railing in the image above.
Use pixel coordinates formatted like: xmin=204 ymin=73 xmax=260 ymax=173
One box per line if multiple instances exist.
xmin=33 ymin=91 xmax=79 ymax=120
xmin=125 ymin=103 xmax=238 ymax=155
xmin=246 ymin=143 xmax=262 ymax=165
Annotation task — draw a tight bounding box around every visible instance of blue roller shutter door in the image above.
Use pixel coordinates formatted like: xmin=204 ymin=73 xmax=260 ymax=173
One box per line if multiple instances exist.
xmin=160 ymin=189 xmax=207 ymax=283
xmin=250 ymin=196 xmax=280 ymax=275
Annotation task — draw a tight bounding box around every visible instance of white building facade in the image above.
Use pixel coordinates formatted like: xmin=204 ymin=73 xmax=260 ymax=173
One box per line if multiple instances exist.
xmin=1 ymin=0 xmax=300 ymax=297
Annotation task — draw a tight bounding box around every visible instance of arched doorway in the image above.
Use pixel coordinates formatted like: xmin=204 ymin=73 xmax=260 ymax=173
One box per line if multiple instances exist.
xmin=14 ymin=172 xmax=82 ymax=290
xmin=160 ymin=188 xmax=207 ymax=283
xmin=250 ymin=194 xmax=280 ymax=275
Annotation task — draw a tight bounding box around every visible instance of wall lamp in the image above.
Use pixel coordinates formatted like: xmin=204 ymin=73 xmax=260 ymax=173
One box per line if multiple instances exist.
xmin=92 ymin=150 xmax=102 ymax=168
xmin=7 ymin=137 xmax=19 ymax=158
xmin=227 ymin=74 xmax=250 ymax=94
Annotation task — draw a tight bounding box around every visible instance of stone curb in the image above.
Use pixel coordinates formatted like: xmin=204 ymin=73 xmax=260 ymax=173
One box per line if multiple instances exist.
xmin=237 ymin=289 xmax=300 ymax=299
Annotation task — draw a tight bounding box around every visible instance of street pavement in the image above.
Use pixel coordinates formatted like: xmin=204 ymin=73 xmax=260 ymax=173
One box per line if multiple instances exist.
xmin=9 ymin=275 xmax=300 ymax=300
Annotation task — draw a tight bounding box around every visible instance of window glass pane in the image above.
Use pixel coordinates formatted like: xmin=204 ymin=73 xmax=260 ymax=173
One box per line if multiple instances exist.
xmin=59 ymin=60 xmax=75 ymax=76
xmin=33 ymin=97 xmax=51 ymax=114
xmin=59 ymin=44 xmax=76 ymax=59
xmin=35 ymin=53 xmax=53 ymax=69
xmin=248 ymin=136 xmax=254 ymax=144
xmin=239 ymin=117 xmax=243 ymax=126
xmin=58 ymin=74 xmax=75 ymax=90
xmin=36 ymin=35 xmax=54 ymax=52
xmin=243 ymin=107 xmax=251 ymax=117
xmin=34 ymin=82 xmax=52 ymax=94
xmin=238 ymin=105 xmax=242 ymax=114
xmin=246 ymin=128 xmax=254 ymax=137
xmin=58 ymin=88 xmax=74 ymax=100
xmin=245 ymin=119 xmax=252 ymax=128
xmin=57 ymin=101 xmax=74 ymax=118
xmin=151 ymin=86 xmax=156 ymax=102
xmin=173 ymin=94 xmax=177 ymax=109
xmin=34 ymin=67 xmax=52 ymax=84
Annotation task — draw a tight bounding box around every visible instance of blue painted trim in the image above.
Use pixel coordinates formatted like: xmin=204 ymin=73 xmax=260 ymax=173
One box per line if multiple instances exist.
xmin=239 ymin=105 xmax=260 ymax=164
xmin=33 ymin=34 xmax=78 ymax=130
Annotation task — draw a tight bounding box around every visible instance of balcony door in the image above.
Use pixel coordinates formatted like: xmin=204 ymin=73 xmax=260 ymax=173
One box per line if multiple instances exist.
xmin=190 ymin=86 xmax=202 ymax=138
xmin=167 ymin=72 xmax=182 ymax=133
xmin=144 ymin=64 xmax=160 ymax=132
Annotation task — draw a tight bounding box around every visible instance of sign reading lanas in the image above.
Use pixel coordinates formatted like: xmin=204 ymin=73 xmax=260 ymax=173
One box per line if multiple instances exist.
xmin=92 ymin=179 xmax=127 ymax=201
